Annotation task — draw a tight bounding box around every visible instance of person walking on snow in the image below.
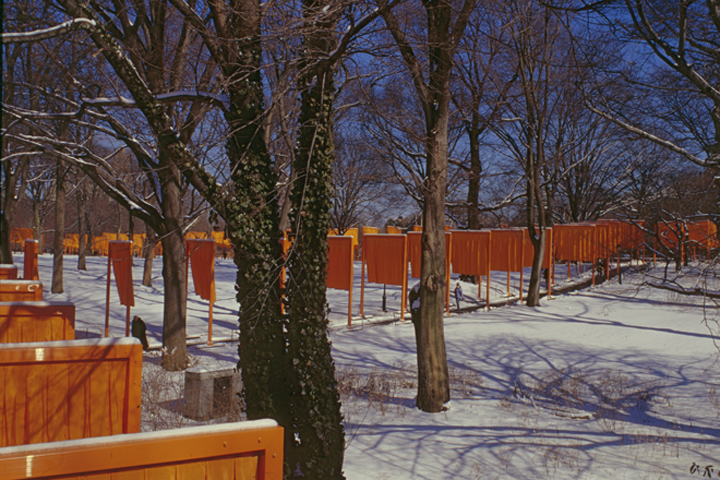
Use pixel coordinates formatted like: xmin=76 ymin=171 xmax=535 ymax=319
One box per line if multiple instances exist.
xmin=454 ymin=282 xmax=463 ymax=310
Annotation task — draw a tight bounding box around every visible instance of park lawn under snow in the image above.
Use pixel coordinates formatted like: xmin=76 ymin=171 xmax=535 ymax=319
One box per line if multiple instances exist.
xmin=14 ymin=252 xmax=720 ymax=479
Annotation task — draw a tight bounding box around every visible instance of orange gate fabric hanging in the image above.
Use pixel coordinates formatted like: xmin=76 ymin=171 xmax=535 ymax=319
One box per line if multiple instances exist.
xmin=327 ymin=236 xmax=354 ymax=291
xmin=361 ymin=234 xmax=408 ymax=320
xmin=327 ymin=236 xmax=355 ymax=326
xmin=186 ymin=239 xmax=216 ymax=302
xmin=109 ymin=241 xmax=135 ymax=307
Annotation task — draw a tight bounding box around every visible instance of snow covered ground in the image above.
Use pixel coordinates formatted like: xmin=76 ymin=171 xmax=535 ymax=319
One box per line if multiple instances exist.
xmin=12 ymin=252 xmax=720 ymax=479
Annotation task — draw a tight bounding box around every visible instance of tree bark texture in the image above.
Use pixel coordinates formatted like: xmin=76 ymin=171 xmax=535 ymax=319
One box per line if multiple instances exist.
xmin=76 ymin=188 xmax=87 ymax=270
xmin=381 ymin=0 xmax=475 ymax=412
xmin=52 ymin=160 xmax=65 ymax=293
xmin=283 ymin=2 xmax=345 ymax=477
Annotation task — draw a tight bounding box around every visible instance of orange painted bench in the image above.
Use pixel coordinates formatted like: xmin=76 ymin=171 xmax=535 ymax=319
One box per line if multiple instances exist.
xmin=0 ymin=280 xmax=43 ymax=301
xmin=0 ymin=265 xmax=18 ymax=280
xmin=0 ymin=420 xmax=284 ymax=480
xmin=0 ymin=338 xmax=142 ymax=447
xmin=0 ymin=302 xmax=75 ymax=343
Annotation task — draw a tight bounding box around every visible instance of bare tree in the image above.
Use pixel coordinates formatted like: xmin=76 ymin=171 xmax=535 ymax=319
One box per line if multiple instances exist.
xmin=377 ymin=0 xmax=476 ymax=413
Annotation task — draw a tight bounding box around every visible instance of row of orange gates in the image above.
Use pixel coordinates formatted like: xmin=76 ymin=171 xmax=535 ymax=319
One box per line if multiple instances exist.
xmin=0 ymin=243 xmax=283 ymax=478
xmin=10 ymin=228 xmax=234 ymax=257
xmin=326 ymin=219 xmax=716 ymax=326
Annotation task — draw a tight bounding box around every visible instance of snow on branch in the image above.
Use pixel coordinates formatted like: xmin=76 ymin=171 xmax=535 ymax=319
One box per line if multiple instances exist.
xmin=80 ymin=91 xmax=229 ymax=111
xmin=2 ymin=19 xmax=96 ymax=43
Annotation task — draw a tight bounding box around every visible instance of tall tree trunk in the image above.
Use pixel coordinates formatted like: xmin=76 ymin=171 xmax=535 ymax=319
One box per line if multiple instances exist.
xmin=142 ymin=224 xmax=156 ymax=287
xmin=0 ymin=162 xmax=20 ymax=264
xmin=418 ymin=124 xmax=451 ymax=412
xmin=380 ymin=0 xmax=474 ymax=413
xmin=158 ymin=161 xmax=187 ymax=371
xmin=222 ymin=0 xmax=289 ymax=440
xmin=33 ymin=200 xmax=42 ymax=252
xmin=466 ymin=109 xmax=482 ymax=230
xmin=52 ymin=160 xmax=65 ymax=293
xmin=77 ymin=188 xmax=87 ymax=270
xmin=285 ymin=8 xmax=345 ymax=471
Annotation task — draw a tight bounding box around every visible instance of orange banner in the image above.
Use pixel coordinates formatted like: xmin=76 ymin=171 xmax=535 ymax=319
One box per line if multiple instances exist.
xmin=109 ymin=241 xmax=135 ymax=307
xmin=364 ymin=234 xmax=407 ymax=286
xmin=490 ymin=229 xmax=525 ymax=272
xmin=327 ymin=236 xmax=354 ymax=291
xmin=386 ymin=226 xmax=402 ymax=234
xmin=186 ymin=239 xmax=216 ymax=302
xmin=451 ymin=230 xmax=491 ymax=277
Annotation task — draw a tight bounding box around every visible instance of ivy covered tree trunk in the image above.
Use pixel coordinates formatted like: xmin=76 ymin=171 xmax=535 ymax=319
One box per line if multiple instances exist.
xmin=283 ymin=1 xmax=345 ymax=477
xmin=223 ymin=0 xmax=289 ymax=432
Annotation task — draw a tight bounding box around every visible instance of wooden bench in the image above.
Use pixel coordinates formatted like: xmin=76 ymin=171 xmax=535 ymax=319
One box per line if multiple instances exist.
xmin=0 ymin=302 xmax=75 ymax=343
xmin=0 ymin=338 xmax=142 ymax=447
xmin=0 ymin=280 xmax=43 ymax=301
xmin=0 ymin=265 xmax=18 ymax=280
xmin=0 ymin=420 xmax=284 ymax=479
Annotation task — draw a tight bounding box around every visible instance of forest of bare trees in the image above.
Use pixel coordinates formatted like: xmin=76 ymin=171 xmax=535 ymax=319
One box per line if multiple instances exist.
xmin=2 ymin=0 xmax=718 ymax=477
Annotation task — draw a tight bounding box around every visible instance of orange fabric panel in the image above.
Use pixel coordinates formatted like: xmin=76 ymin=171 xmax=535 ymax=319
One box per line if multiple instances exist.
xmin=450 ymin=230 xmax=490 ymax=276
xmin=23 ymin=240 xmax=39 ymax=280
xmin=186 ymin=239 xmax=216 ymax=302
xmin=327 ymin=236 xmax=354 ymax=291
xmin=553 ymin=225 xmax=576 ymax=261
xmin=364 ymin=234 xmax=407 ymax=286
xmin=0 ymin=302 xmax=75 ymax=343
xmin=11 ymin=228 xmax=34 ymax=245
xmin=345 ymin=228 xmax=359 ymax=246
xmin=186 ymin=231 xmax=208 ymax=240
xmin=656 ymin=221 xmax=685 ymax=250
xmin=412 ymin=226 xmax=423 ymax=232
xmin=132 ymin=234 xmax=144 ymax=256
xmin=490 ymin=229 xmax=524 ymax=272
xmin=362 ymin=227 xmax=379 ymax=235
xmin=109 ymin=241 xmax=135 ymax=307
xmin=687 ymin=220 xmax=719 ymax=248
xmin=0 ymin=338 xmax=142 ymax=447
xmin=407 ymin=232 xmax=421 ymax=278
xmin=387 ymin=226 xmax=402 ymax=234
